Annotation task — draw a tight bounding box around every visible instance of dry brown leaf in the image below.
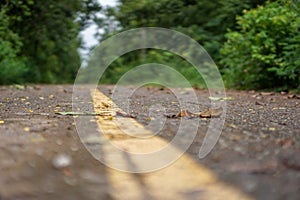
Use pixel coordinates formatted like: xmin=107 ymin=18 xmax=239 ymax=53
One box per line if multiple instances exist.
xmin=165 ymin=110 xmax=190 ymax=118
xmin=288 ymin=94 xmax=300 ymax=99
xmin=166 ymin=108 xmax=223 ymax=118
xmin=255 ymin=101 xmax=265 ymax=106
xmin=115 ymin=111 xmax=136 ymax=118
xmin=260 ymin=92 xmax=274 ymax=96
xmin=177 ymin=110 xmax=194 ymax=117
xmin=199 ymin=108 xmax=223 ymax=118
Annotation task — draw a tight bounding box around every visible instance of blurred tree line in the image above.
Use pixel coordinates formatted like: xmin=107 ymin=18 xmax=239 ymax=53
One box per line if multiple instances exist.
xmin=96 ymin=0 xmax=299 ymax=91
xmin=0 ymin=0 xmax=101 ymax=84
xmin=1 ymin=0 xmax=299 ymax=91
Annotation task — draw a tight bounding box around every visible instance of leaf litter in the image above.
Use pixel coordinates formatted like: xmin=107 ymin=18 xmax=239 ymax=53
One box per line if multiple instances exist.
xmin=165 ymin=107 xmax=223 ymax=118
xmin=55 ymin=111 xmax=136 ymax=118
xmin=55 ymin=111 xmax=112 ymax=116
xmin=209 ymin=96 xmax=234 ymax=101
xmin=55 ymin=108 xmax=222 ymax=119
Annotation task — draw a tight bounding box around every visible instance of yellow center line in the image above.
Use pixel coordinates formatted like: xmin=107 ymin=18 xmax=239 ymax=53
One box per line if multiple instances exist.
xmin=91 ymin=88 xmax=253 ymax=200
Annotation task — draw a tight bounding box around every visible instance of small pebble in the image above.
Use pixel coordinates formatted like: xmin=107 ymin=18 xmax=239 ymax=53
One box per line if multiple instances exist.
xmin=52 ymin=153 xmax=72 ymax=169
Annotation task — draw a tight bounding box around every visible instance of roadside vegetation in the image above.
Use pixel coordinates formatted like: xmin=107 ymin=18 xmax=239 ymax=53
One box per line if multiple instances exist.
xmin=0 ymin=0 xmax=299 ymax=91
xmin=0 ymin=0 xmax=101 ymax=84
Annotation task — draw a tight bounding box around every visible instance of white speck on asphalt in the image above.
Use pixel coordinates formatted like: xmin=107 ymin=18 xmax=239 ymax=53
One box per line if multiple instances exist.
xmin=52 ymin=153 xmax=72 ymax=169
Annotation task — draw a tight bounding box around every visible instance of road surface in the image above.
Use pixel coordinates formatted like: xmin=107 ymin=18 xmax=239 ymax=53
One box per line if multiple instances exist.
xmin=0 ymin=85 xmax=299 ymax=199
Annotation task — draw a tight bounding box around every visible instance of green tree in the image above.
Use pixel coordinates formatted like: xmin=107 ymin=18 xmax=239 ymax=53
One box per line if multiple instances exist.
xmin=102 ymin=0 xmax=267 ymax=59
xmin=95 ymin=0 xmax=268 ymax=87
xmin=0 ymin=7 xmax=27 ymax=84
xmin=0 ymin=0 xmax=101 ymax=84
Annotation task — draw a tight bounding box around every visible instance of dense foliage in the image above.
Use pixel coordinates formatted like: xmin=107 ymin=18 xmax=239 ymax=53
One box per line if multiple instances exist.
xmin=1 ymin=0 xmax=299 ymax=91
xmin=96 ymin=0 xmax=300 ymax=91
xmin=220 ymin=1 xmax=300 ymax=91
xmin=103 ymin=0 xmax=268 ymax=58
xmin=0 ymin=8 xmax=27 ymax=84
xmin=98 ymin=0 xmax=278 ymax=88
xmin=0 ymin=0 xmax=101 ymax=84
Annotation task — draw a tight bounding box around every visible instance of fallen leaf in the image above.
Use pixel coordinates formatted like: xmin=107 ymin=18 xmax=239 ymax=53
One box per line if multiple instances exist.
xmin=228 ymin=123 xmax=237 ymax=128
xmin=165 ymin=110 xmax=193 ymax=118
xmin=14 ymin=84 xmax=26 ymax=90
xmin=165 ymin=108 xmax=223 ymax=118
xmin=288 ymin=94 xmax=296 ymax=99
xmin=199 ymin=108 xmax=223 ymax=118
xmin=280 ymin=91 xmax=287 ymax=95
xmin=209 ymin=96 xmax=234 ymax=101
xmin=115 ymin=111 xmax=136 ymax=118
xmin=260 ymin=92 xmax=274 ymax=96
xmin=177 ymin=110 xmax=194 ymax=117
xmin=255 ymin=101 xmax=265 ymax=106
xmin=165 ymin=114 xmax=178 ymax=118
xmin=55 ymin=111 xmax=112 ymax=116
xmin=0 ymin=120 xmax=4 ymax=124
xmin=287 ymin=94 xmax=300 ymax=99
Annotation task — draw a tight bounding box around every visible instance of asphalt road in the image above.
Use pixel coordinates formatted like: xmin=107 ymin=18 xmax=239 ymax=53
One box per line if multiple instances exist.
xmin=0 ymin=85 xmax=299 ymax=200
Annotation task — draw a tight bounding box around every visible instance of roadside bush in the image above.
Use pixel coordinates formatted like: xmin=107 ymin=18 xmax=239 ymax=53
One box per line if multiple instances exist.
xmin=220 ymin=0 xmax=300 ymax=91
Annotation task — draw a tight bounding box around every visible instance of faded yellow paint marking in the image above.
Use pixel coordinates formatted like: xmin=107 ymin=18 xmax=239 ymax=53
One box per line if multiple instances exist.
xmin=91 ymin=88 xmax=253 ymax=200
